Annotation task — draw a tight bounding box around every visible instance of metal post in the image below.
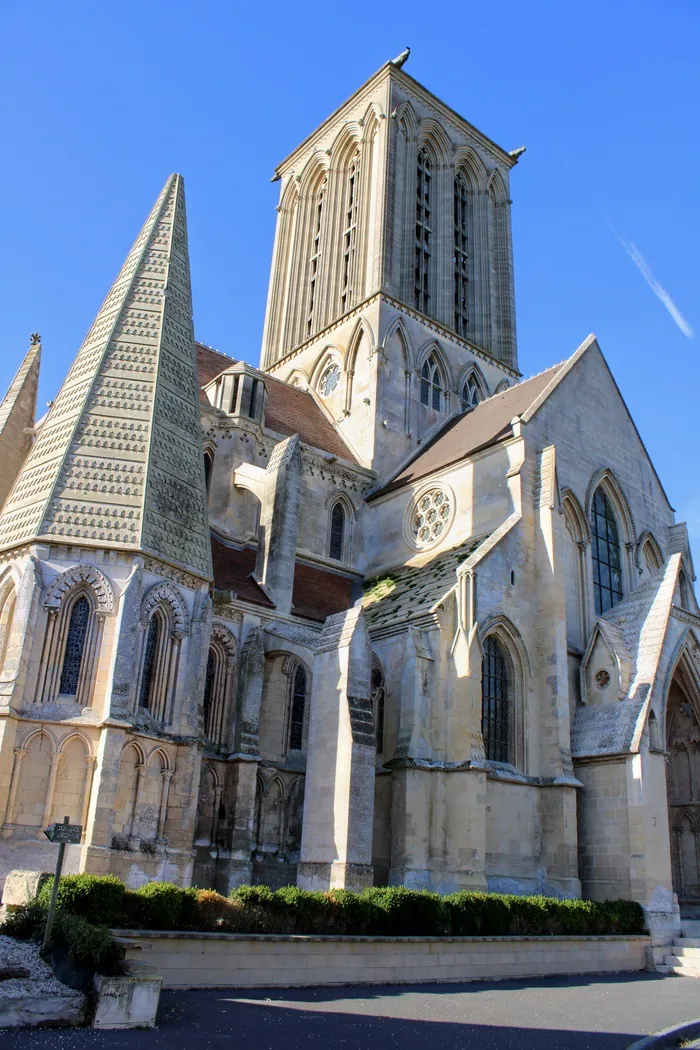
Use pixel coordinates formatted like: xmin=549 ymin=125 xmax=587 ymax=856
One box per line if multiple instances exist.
xmin=41 ymin=815 xmax=69 ymax=954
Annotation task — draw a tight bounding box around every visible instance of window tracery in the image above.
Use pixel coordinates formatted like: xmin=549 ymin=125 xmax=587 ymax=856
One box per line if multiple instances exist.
xmin=414 ymin=149 xmax=432 ymax=314
xmin=319 ymin=362 xmax=341 ymax=398
xmin=420 ymin=353 xmax=443 ymax=411
xmin=409 ymin=487 xmax=454 ymax=548
xmin=340 ymin=153 xmax=360 ymax=315
xmin=591 ymin=489 xmax=623 ymax=615
xmin=482 ymin=635 xmax=510 ymax=762
xmin=58 ymin=595 xmax=90 ymax=696
xmin=460 ymin=376 xmax=481 ymax=412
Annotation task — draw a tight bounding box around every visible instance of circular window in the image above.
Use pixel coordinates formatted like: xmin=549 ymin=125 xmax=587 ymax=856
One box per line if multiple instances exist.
xmin=407 ymin=487 xmax=455 ymax=549
xmin=319 ymin=363 xmax=341 ymax=398
xmin=595 ymin=669 xmax=611 ymax=689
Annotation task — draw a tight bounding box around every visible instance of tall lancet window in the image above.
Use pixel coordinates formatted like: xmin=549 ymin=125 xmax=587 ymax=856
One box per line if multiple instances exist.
xmin=307 ymin=177 xmax=327 ymax=338
xmin=420 ymin=353 xmax=443 ymax=411
xmin=59 ymin=596 xmax=90 ymax=696
xmin=329 ymin=501 xmax=345 ymax=561
xmin=139 ymin=612 xmax=162 ymax=710
xmin=288 ymin=664 xmax=307 ymax=751
xmin=340 ymin=154 xmax=360 ymax=315
xmin=591 ymin=489 xmax=623 ymax=615
xmin=454 ymin=173 xmax=469 ymax=336
xmin=414 ymin=149 xmax=432 ymax=314
xmin=482 ymin=635 xmax=510 ymax=763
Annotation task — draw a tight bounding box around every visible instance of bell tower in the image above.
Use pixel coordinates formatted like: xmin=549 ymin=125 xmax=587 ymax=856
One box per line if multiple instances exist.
xmin=260 ymin=56 xmax=521 ymax=473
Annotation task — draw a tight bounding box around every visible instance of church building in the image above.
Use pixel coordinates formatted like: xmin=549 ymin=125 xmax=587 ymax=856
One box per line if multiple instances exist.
xmin=0 ymin=56 xmax=698 ymax=935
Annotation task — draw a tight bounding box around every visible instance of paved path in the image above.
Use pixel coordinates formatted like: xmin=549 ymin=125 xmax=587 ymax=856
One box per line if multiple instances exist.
xmin=4 ymin=973 xmax=700 ymax=1049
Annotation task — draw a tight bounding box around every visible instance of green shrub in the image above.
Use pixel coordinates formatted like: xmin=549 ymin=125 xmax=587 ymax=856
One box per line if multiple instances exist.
xmin=446 ymin=891 xmax=513 ymax=935
xmin=129 ymin=882 xmax=199 ymax=931
xmin=359 ymin=887 xmax=450 ymax=936
xmin=0 ymin=901 xmax=46 ymax=940
xmin=51 ymin=912 xmax=119 ymax=969
xmin=37 ymin=874 xmax=126 ymax=927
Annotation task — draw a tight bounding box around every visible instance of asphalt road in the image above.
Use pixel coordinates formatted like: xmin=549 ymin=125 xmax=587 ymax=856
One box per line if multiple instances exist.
xmin=4 ymin=973 xmax=700 ymax=1050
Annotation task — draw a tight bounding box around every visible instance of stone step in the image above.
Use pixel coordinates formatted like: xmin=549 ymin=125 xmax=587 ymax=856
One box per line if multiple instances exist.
xmin=680 ymin=937 xmax=700 ymax=948
xmin=666 ymin=964 xmax=700 ymax=978
xmin=682 ymin=920 xmax=700 ymax=936
xmin=669 ymin=944 xmax=700 ymax=960
xmin=664 ymin=955 xmax=700 ymax=976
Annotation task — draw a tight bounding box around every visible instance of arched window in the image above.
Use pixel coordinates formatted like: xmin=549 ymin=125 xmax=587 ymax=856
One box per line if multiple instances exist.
xmin=202 ymin=648 xmax=216 ymax=738
xmin=307 ymin=176 xmax=327 ymax=338
xmin=58 ymin=595 xmax=90 ymax=696
xmin=0 ymin=582 xmax=16 ymax=672
xmin=591 ymin=489 xmax=623 ymax=615
xmin=202 ymin=627 xmax=236 ymax=749
xmin=340 ymin=153 xmax=360 ymax=315
xmin=481 ymin=635 xmax=510 ymax=762
xmin=329 ymin=501 xmax=345 ymax=561
xmin=288 ymin=664 xmax=307 ymax=751
xmin=372 ymin=662 xmax=386 ymax=755
xmin=203 ymin=450 xmax=214 ymax=494
xmin=139 ymin=611 xmax=163 ymax=711
xmin=414 ymin=149 xmax=432 ymax=314
xmin=454 ymin=172 xmax=469 ymax=336
xmin=420 ymin=353 xmax=443 ymax=411
xmin=460 ymin=376 xmax=481 ymax=412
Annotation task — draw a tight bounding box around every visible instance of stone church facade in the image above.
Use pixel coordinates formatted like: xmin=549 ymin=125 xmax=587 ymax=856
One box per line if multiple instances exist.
xmin=0 ymin=58 xmax=698 ymax=933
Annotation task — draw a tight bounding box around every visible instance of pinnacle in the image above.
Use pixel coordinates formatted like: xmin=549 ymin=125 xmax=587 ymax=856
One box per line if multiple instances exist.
xmin=0 ymin=174 xmax=212 ymax=581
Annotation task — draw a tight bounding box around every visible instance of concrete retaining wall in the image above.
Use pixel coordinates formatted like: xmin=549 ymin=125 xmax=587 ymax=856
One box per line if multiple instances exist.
xmin=115 ymin=931 xmax=649 ymax=989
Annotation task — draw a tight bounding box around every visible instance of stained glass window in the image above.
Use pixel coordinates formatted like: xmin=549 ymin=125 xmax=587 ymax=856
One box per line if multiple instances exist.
xmin=411 ymin=488 xmax=453 ymax=547
xmin=482 ymin=636 xmax=510 ymax=763
xmin=59 ymin=596 xmax=90 ymax=696
xmin=591 ymin=489 xmax=623 ymax=615
xmin=420 ymin=354 xmax=442 ymax=411
xmin=329 ymin=502 xmax=345 ymax=560
xmin=372 ymin=664 xmax=385 ymax=754
xmin=139 ymin=614 xmax=161 ymax=710
xmin=460 ymin=376 xmax=481 ymax=412
xmin=289 ymin=665 xmax=307 ymax=751
xmin=414 ymin=149 xmax=432 ymax=313
xmin=454 ymin=173 xmax=469 ymax=335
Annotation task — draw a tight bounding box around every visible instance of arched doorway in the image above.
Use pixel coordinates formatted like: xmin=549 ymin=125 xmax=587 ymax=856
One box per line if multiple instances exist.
xmin=666 ymin=651 xmax=700 ymax=912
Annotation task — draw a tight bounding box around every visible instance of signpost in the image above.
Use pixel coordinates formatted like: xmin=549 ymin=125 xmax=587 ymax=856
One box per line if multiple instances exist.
xmin=41 ymin=816 xmax=82 ymax=953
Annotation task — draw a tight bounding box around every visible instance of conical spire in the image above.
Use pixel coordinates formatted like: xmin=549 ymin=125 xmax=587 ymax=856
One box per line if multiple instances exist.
xmin=0 ymin=175 xmax=212 ymax=581
xmin=0 ymin=335 xmax=41 ymax=511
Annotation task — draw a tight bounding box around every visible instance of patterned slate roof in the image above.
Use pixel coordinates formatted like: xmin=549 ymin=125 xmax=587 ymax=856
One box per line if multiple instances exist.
xmin=363 ymin=537 xmax=485 ymax=633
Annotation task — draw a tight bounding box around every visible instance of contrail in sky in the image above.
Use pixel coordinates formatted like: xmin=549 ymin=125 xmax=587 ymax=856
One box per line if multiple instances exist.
xmin=608 ymin=223 xmax=694 ymax=339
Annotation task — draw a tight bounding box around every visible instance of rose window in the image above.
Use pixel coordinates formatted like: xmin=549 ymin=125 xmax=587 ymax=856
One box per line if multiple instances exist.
xmin=410 ymin=488 xmax=453 ymax=547
xmin=319 ymin=363 xmax=341 ymax=398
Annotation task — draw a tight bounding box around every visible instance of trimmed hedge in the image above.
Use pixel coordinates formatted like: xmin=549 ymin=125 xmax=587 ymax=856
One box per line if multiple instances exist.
xmin=2 ymin=875 xmax=646 ymax=944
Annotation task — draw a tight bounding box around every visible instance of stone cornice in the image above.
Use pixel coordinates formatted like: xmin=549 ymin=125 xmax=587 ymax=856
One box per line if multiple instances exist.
xmin=671 ymin=605 xmax=700 ymax=629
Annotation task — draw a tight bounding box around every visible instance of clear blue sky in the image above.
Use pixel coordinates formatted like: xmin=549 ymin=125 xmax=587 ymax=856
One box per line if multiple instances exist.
xmin=1 ymin=1 xmax=698 ymax=562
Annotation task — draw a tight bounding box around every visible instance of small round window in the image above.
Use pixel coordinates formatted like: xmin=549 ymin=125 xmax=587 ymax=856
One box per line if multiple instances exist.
xmin=319 ymin=363 xmax=341 ymax=398
xmin=408 ymin=487 xmax=455 ymax=549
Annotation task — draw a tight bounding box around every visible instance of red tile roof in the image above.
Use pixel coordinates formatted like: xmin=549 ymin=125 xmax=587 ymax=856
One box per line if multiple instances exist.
xmin=195 ymin=342 xmax=356 ymax=463
xmin=292 ymin=562 xmax=355 ymax=622
xmin=371 ymin=364 xmax=563 ymax=499
xmin=211 ymin=535 xmax=274 ymax=608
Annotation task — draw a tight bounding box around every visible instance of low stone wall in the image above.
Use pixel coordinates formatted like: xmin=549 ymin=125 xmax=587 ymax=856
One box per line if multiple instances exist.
xmin=115 ymin=931 xmax=649 ymax=989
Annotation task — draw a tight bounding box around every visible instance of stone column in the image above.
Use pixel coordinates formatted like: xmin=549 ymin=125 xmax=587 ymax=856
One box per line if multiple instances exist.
xmin=255 ymin=434 xmax=301 ymax=615
xmin=2 ymin=746 xmax=27 ymax=831
xmin=157 ymin=769 xmax=174 ymax=842
xmin=80 ymin=755 xmax=97 ymax=843
xmin=41 ymin=752 xmax=64 ymax=829
xmin=128 ymin=763 xmax=146 ymax=847
xmin=298 ymin=606 xmax=374 ymax=891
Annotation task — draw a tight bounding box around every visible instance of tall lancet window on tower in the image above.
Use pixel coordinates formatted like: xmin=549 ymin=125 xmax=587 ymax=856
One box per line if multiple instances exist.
xmin=340 ymin=153 xmax=360 ymax=315
xmin=307 ymin=177 xmax=327 ymax=338
xmin=454 ymin=173 xmax=470 ymax=336
xmin=420 ymin=353 xmax=443 ymax=411
xmin=414 ymin=149 xmax=432 ymax=314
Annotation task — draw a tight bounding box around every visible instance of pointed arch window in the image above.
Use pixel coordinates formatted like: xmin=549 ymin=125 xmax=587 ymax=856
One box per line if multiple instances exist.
xmin=139 ymin=612 xmax=162 ymax=711
xmin=203 ymin=450 xmax=214 ymax=494
xmin=454 ymin=172 xmax=469 ymax=335
xmin=307 ymin=176 xmax=327 ymax=338
xmin=372 ymin=663 xmax=386 ymax=755
xmin=414 ymin=149 xmax=432 ymax=314
xmin=58 ymin=595 xmax=90 ymax=696
xmin=202 ymin=630 xmax=235 ymax=749
xmin=591 ymin=489 xmax=623 ymax=615
xmin=421 ymin=353 xmax=443 ymax=411
xmin=482 ymin=635 xmax=510 ymax=763
xmin=460 ymin=376 xmax=481 ymax=412
xmin=340 ymin=153 xmax=360 ymax=315
xmin=329 ymin=501 xmax=345 ymax=561
xmin=0 ymin=583 xmax=16 ymax=673
xmin=202 ymin=648 xmax=216 ymax=739
xmin=288 ymin=664 xmax=307 ymax=751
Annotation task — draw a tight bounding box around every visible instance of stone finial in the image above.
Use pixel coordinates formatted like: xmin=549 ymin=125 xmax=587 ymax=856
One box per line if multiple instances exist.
xmin=29 ymin=333 xmax=41 ymax=346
